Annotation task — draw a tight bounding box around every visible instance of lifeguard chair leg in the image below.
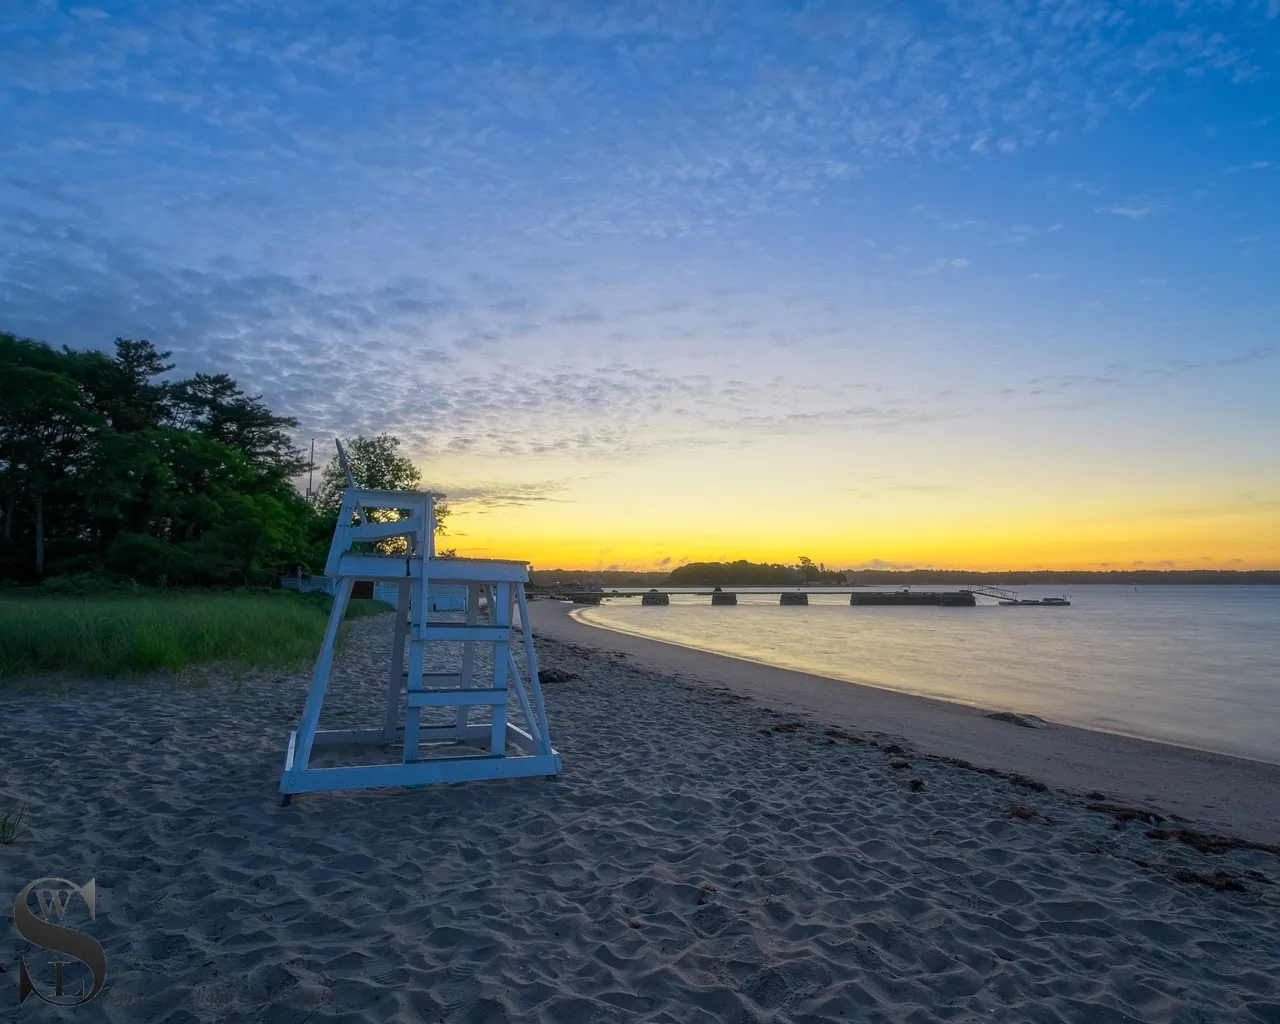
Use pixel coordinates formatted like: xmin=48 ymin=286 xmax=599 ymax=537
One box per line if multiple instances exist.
xmin=456 ymin=582 xmax=481 ymax=738
xmin=402 ymin=631 xmax=425 ymax=763
xmin=489 ymin=583 xmax=512 ymax=754
xmin=284 ymin=576 xmax=355 ymax=798
xmin=384 ymin=580 xmax=411 ymax=742
xmin=516 ymin=583 xmax=554 ymax=755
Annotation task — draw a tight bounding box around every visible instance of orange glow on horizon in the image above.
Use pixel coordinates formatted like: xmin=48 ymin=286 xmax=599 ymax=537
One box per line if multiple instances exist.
xmin=442 ymin=504 xmax=1280 ymax=572
xmin=424 ymin=408 xmax=1280 ymax=573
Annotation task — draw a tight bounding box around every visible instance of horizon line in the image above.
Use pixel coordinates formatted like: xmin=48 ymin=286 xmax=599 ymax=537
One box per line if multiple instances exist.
xmin=527 ymin=567 xmax=1280 ymax=576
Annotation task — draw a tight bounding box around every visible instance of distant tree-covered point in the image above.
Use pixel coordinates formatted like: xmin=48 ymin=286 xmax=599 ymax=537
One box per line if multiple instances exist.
xmin=542 ymin=557 xmax=847 ymax=587
xmin=528 ymin=569 xmax=670 ymax=588
xmin=669 ymin=559 xmax=843 ymax=585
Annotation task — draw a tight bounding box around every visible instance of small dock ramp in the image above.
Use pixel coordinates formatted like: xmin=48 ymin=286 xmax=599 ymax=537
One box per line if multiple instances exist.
xmin=962 ymin=585 xmax=1019 ymax=602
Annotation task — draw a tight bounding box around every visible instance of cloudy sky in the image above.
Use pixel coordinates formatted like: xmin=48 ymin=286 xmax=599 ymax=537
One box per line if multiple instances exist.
xmin=4 ymin=0 xmax=1278 ymax=569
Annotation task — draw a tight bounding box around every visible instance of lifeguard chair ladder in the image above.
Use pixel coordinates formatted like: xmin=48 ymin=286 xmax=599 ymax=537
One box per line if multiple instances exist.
xmin=279 ymin=441 xmax=560 ymax=802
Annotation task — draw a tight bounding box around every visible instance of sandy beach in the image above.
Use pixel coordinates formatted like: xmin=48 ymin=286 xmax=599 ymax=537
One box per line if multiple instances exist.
xmin=533 ymin=602 xmax=1280 ymax=844
xmin=3 ymin=606 xmax=1279 ymax=1023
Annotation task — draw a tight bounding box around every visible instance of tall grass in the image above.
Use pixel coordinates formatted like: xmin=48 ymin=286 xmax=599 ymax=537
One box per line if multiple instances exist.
xmin=0 ymin=591 xmax=389 ymax=682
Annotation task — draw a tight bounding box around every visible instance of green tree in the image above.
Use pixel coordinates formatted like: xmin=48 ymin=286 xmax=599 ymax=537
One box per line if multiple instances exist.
xmin=74 ymin=338 xmax=174 ymax=433
xmin=103 ymin=433 xmax=312 ymax=584
xmin=313 ymin=434 xmax=452 ymax=537
xmin=0 ymin=334 xmax=104 ymax=575
xmin=797 ymin=555 xmax=831 ymax=582
xmin=169 ymin=372 xmax=306 ymax=480
xmin=1 ymin=330 xmax=322 ymax=585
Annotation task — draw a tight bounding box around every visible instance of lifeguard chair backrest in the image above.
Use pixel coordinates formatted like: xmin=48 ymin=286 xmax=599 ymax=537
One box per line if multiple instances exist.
xmin=324 ymin=439 xmax=436 ymax=576
xmin=335 ymin=438 xmax=366 ymax=526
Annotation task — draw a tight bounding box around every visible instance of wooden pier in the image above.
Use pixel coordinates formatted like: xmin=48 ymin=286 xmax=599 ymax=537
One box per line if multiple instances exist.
xmin=558 ymin=590 xmax=977 ymax=606
xmin=547 ymin=584 xmax=1065 ymax=608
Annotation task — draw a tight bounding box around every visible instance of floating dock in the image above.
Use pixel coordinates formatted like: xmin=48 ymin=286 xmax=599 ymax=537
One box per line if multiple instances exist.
xmin=848 ymin=590 xmax=974 ymax=606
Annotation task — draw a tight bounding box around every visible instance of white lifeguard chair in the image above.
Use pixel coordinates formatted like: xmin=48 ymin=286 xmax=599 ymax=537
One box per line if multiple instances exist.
xmin=279 ymin=441 xmax=561 ymax=802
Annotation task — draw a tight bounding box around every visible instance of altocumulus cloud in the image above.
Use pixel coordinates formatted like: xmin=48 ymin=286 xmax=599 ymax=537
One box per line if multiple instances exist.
xmin=1 ymin=0 xmax=1276 ymax=472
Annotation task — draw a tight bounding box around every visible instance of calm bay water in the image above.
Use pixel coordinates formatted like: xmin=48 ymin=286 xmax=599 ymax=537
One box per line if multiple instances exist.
xmin=575 ymin=586 xmax=1280 ymax=763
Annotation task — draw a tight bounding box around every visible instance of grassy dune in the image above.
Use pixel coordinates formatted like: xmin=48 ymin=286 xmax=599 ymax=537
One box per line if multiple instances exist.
xmin=0 ymin=591 xmax=388 ymax=682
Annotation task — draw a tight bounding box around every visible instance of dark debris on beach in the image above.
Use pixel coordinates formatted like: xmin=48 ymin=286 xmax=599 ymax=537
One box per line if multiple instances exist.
xmin=537 ymin=668 xmax=581 ymax=684
xmin=1144 ymin=826 xmax=1280 ymax=859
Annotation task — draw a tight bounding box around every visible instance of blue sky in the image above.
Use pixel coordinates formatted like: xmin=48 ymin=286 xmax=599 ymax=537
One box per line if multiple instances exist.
xmin=3 ymin=1 xmax=1278 ymax=567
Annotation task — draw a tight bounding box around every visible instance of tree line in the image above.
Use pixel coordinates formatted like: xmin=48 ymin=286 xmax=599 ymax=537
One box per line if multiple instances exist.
xmin=532 ymin=563 xmax=1280 ymax=587
xmin=0 ymin=331 xmax=445 ymax=586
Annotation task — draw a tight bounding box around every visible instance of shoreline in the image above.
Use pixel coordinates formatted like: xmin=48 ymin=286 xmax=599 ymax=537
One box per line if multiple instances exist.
xmin=565 ymin=604 xmax=1276 ymax=767
xmin=528 ymin=599 xmax=1280 ymax=843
